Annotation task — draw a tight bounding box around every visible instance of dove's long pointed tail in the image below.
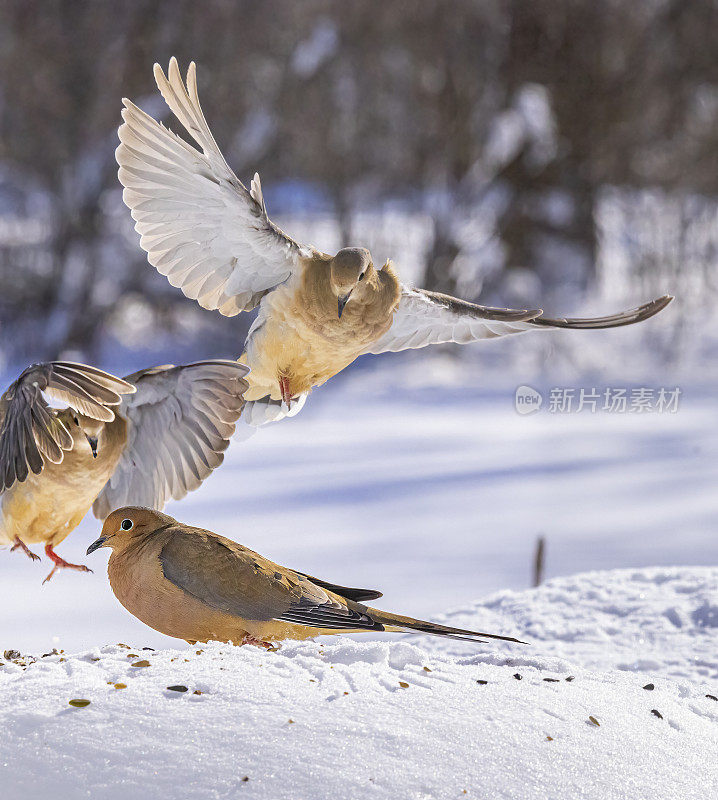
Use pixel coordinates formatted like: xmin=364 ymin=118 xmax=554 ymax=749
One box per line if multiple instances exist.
xmin=368 ymin=608 xmax=526 ymax=645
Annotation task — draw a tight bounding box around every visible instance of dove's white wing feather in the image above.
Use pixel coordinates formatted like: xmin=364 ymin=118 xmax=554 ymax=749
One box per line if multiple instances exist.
xmin=364 ymin=287 xmax=542 ymax=354
xmin=93 ymin=361 xmax=248 ymax=519
xmin=116 ymin=58 xmax=308 ymax=316
xmin=366 ymin=287 xmax=674 ymax=355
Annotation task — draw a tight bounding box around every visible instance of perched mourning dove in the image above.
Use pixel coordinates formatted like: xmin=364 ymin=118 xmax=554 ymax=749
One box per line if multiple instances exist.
xmin=88 ymin=507 xmax=525 ymax=648
xmin=0 ymin=360 xmax=248 ymax=581
xmin=117 ymin=58 xmax=672 ymax=424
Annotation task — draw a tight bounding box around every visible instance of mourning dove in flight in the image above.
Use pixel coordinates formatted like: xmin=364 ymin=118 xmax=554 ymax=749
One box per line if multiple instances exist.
xmin=116 ymin=58 xmax=672 ymax=423
xmin=0 ymin=360 xmax=248 ymax=581
xmin=88 ymin=507 xmax=525 ymax=648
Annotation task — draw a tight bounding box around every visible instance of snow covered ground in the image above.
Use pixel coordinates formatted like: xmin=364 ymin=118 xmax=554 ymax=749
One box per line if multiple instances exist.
xmin=0 ymin=362 xmax=716 ymax=798
xmin=1 ymin=567 xmax=716 ymax=800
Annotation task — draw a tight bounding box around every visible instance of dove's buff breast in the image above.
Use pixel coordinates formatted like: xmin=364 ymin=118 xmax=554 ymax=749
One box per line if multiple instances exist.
xmin=108 ymin=534 xmax=359 ymax=644
xmin=0 ymin=411 xmax=127 ymax=548
xmin=242 ymin=255 xmax=401 ymax=402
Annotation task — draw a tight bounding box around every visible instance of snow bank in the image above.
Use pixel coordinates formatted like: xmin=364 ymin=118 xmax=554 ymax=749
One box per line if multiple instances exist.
xmin=430 ymin=566 xmax=718 ymax=683
xmin=2 ymin=567 xmax=716 ymax=800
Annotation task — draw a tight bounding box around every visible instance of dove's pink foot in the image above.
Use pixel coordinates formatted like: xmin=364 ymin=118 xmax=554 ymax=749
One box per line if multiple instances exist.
xmin=11 ymin=537 xmax=40 ymax=562
xmin=43 ymin=544 xmax=93 ymax=584
xmin=240 ymin=634 xmax=278 ymax=650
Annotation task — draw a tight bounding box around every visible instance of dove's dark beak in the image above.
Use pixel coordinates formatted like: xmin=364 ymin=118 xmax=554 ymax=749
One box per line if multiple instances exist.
xmin=86 ymin=536 xmax=107 ymax=555
xmin=337 ymin=293 xmax=351 ymax=318
xmin=86 ymin=436 xmax=98 ymax=458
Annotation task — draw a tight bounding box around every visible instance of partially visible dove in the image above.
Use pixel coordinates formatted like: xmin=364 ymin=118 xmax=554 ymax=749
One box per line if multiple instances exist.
xmin=0 ymin=360 xmax=248 ymax=581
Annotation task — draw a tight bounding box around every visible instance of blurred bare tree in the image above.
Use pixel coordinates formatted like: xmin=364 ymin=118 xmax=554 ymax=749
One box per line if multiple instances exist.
xmin=0 ymin=0 xmax=716 ymax=364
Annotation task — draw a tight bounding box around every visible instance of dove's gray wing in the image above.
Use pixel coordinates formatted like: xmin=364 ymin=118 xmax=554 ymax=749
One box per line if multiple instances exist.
xmin=0 ymin=362 xmax=134 ymax=492
xmin=365 ymin=286 xmax=673 ymax=354
xmin=92 ymin=361 xmax=248 ymax=518
xmin=117 ymin=58 xmax=308 ymax=316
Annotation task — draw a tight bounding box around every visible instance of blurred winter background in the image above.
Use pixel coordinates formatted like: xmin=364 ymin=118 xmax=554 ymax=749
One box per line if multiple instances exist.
xmin=0 ymin=0 xmax=717 ymax=651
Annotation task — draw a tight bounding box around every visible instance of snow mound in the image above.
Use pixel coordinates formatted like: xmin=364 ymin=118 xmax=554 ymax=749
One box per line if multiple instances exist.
xmin=432 ymin=566 xmax=718 ymax=682
xmin=1 ymin=567 xmax=716 ymax=800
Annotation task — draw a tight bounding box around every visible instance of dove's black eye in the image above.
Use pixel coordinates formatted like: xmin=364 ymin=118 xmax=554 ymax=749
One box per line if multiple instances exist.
xmin=121 ymin=519 xmax=133 ymax=531
xmin=358 ymin=272 xmax=365 ymax=281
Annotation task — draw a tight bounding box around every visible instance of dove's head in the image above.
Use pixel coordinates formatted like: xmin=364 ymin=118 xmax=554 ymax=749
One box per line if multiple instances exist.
xmin=86 ymin=507 xmax=176 ymax=555
xmin=330 ymin=247 xmax=373 ymax=318
xmin=68 ymin=412 xmax=107 ymax=459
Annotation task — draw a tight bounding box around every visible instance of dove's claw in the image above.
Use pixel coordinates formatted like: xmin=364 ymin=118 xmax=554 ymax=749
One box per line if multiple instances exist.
xmin=11 ymin=538 xmax=40 ymax=562
xmin=42 ymin=544 xmax=93 ymax=583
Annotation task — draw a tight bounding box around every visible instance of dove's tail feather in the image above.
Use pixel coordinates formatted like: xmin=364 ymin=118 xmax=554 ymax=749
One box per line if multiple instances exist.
xmin=368 ymin=608 xmax=526 ymax=645
xmin=239 ymin=394 xmax=308 ymax=429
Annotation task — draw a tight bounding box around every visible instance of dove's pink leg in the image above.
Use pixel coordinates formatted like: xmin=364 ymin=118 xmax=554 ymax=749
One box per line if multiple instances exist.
xmin=11 ymin=537 xmax=40 ymax=562
xmin=278 ymin=376 xmax=298 ymax=409
xmin=42 ymin=544 xmax=93 ymax=584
